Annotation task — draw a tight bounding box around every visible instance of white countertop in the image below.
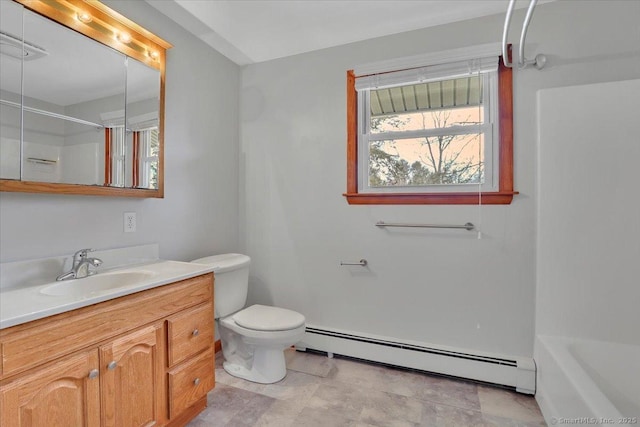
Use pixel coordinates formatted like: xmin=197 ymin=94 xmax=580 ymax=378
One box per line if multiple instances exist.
xmin=0 ymin=260 xmax=214 ymax=329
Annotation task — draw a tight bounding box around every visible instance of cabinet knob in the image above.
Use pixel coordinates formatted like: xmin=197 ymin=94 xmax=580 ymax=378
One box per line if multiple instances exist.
xmin=88 ymin=369 xmax=99 ymax=379
xmin=107 ymin=361 xmax=117 ymax=370
xmin=193 ymin=378 xmax=200 ymax=386
xmin=192 ymin=328 xmax=199 ymax=337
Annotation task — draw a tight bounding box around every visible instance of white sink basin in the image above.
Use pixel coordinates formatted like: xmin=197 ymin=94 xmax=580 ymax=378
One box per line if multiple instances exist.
xmin=40 ymin=271 xmax=157 ymax=297
xmin=1 ymin=259 xmax=215 ymax=330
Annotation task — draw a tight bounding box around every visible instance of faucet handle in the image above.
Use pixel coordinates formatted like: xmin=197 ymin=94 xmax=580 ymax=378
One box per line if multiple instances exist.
xmin=73 ymin=248 xmax=95 ymax=264
xmin=88 ymin=258 xmax=103 ymax=267
xmin=74 ymin=248 xmax=94 ymax=257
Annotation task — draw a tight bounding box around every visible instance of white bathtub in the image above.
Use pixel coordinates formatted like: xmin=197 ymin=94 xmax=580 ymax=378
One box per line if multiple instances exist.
xmin=535 ymin=335 xmax=640 ymax=423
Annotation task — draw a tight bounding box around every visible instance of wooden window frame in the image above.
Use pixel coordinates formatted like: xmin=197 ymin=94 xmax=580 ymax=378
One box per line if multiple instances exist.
xmin=344 ymin=56 xmax=516 ymax=205
xmin=104 ymin=127 xmax=126 ymax=187
xmin=132 ymin=131 xmax=140 ymax=188
xmin=104 ymin=128 xmax=112 ymax=186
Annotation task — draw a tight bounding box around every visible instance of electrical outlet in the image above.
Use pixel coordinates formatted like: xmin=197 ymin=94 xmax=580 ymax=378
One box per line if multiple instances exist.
xmin=124 ymin=212 xmax=136 ymax=233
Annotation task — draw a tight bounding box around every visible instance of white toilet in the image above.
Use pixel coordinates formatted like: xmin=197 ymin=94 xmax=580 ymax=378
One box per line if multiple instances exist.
xmin=191 ymin=254 xmax=306 ymax=384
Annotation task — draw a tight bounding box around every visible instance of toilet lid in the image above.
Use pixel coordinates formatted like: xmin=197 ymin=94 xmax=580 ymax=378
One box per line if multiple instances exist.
xmin=191 ymin=253 xmax=250 ymax=273
xmin=233 ymin=304 xmax=305 ymax=331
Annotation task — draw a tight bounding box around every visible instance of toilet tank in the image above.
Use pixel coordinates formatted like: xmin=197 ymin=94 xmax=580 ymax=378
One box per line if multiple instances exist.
xmin=191 ymin=253 xmax=251 ymax=318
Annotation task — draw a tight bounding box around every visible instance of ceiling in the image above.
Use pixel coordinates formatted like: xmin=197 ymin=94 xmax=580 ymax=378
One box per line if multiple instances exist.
xmin=145 ymin=0 xmax=548 ymax=66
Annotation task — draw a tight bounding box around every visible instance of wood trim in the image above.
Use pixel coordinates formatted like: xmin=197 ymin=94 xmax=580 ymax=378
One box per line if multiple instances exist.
xmin=346 ymin=70 xmax=358 ymax=194
xmin=498 ymin=56 xmax=514 ymax=194
xmin=214 ymin=339 xmax=222 ymax=354
xmin=0 ymin=179 xmax=163 ymax=198
xmin=344 ymin=191 xmax=517 ymax=205
xmin=344 ymin=57 xmax=515 ymax=205
xmin=157 ymin=63 xmax=166 ymax=198
xmin=104 ymin=127 xmax=112 ymax=186
xmin=79 ymin=0 xmax=172 ymax=49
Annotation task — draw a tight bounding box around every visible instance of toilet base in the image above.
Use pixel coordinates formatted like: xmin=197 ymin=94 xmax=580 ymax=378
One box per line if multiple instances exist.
xmin=190 ymin=253 xmax=307 ymax=385
xmin=223 ymin=345 xmax=287 ymax=384
xmin=219 ymin=320 xmax=305 ymax=384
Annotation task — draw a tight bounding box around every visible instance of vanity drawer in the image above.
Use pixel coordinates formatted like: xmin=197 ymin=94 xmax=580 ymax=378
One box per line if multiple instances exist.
xmin=167 ymin=302 xmax=214 ymax=367
xmin=167 ymin=347 xmax=215 ymax=418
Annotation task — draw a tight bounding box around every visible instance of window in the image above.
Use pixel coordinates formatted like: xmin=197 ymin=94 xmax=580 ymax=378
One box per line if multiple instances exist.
xmin=105 ymin=126 xmax=126 ymax=187
xmin=345 ymin=46 xmax=515 ymax=205
xmin=137 ymin=128 xmax=159 ymax=189
xmin=104 ymin=126 xmax=159 ymax=189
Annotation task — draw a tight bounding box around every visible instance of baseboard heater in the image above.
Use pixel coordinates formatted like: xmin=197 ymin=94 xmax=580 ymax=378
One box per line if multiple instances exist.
xmin=297 ymin=325 xmax=536 ymax=394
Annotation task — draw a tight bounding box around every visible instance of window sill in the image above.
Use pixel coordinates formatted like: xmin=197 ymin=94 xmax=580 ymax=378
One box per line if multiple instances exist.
xmin=343 ymin=191 xmax=518 ymax=205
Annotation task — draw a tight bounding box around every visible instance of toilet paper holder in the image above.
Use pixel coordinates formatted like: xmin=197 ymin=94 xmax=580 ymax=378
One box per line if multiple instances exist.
xmin=339 ymin=259 xmax=368 ymax=267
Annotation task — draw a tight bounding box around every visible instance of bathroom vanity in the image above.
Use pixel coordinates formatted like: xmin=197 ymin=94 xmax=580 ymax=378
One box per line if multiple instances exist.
xmin=0 ymin=259 xmax=215 ymax=427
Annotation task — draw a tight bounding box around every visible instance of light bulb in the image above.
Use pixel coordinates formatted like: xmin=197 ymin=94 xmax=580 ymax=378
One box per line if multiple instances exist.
xmin=116 ymin=32 xmax=131 ymax=43
xmin=77 ymin=12 xmax=92 ymax=23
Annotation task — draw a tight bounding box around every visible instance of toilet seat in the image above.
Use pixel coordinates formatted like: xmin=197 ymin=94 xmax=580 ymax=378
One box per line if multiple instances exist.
xmin=219 ymin=315 xmax=306 ymax=343
xmin=233 ymin=304 xmax=305 ymax=331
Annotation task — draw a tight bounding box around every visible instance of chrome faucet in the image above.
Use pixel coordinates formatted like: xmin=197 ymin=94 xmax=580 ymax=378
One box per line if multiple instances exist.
xmin=56 ymin=248 xmax=103 ymax=281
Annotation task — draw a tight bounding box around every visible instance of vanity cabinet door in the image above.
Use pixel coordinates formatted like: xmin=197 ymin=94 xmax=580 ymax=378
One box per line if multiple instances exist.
xmin=0 ymin=349 xmax=100 ymax=427
xmin=100 ymin=324 xmax=166 ymax=427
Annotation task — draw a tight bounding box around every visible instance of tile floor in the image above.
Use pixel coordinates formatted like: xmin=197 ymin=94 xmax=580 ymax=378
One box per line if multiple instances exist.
xmin=188 ymin=349 xmax=547 ymax=427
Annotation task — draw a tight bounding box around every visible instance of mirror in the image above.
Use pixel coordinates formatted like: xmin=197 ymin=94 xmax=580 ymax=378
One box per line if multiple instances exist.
xmin=126 ymin=59 xmax=161 ymax=189
xmin=0 ymin=0 xmax=170 ymax=197
xmin=0 ymin=0 xmax=24 ymax=181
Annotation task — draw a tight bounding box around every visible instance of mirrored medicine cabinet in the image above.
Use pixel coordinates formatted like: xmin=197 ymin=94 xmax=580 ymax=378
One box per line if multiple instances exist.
xmin=0 ymin=0 xmax=171 ymax=197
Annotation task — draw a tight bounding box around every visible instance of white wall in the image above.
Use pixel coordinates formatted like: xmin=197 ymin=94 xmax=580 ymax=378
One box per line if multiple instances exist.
xmin=0 ymin=0 xmax=240 ymax=263
xmin=536 ymin=79 xmax=640 ymax=345
xmin=60 ymin=143 xmax=99 ymax=185
xmin=240 ymin=1 xmax=640 ymax=357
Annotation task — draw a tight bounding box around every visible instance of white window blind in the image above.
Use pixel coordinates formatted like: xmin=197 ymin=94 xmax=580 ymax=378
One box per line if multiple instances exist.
xmin=355 ymin=56 xmax=498 ymax=92
xmin=352 ymin=42 xmax=501 ymax=76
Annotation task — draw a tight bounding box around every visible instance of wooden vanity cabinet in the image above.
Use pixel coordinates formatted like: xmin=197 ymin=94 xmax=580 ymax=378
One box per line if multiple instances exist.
xmin=0 ymin=273 xmax=215 ymax=427
xmin=0 ymin=349 xmax=101 ymax=427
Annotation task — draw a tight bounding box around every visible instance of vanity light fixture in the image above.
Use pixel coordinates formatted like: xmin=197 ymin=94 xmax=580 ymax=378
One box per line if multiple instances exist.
xmin=76 ymin=12 xmax=92 ymax=23
xmin=10 ymin=0 xmax=171 ymax=72
xmin=116 ymin=32 xmax=132 ymax=43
